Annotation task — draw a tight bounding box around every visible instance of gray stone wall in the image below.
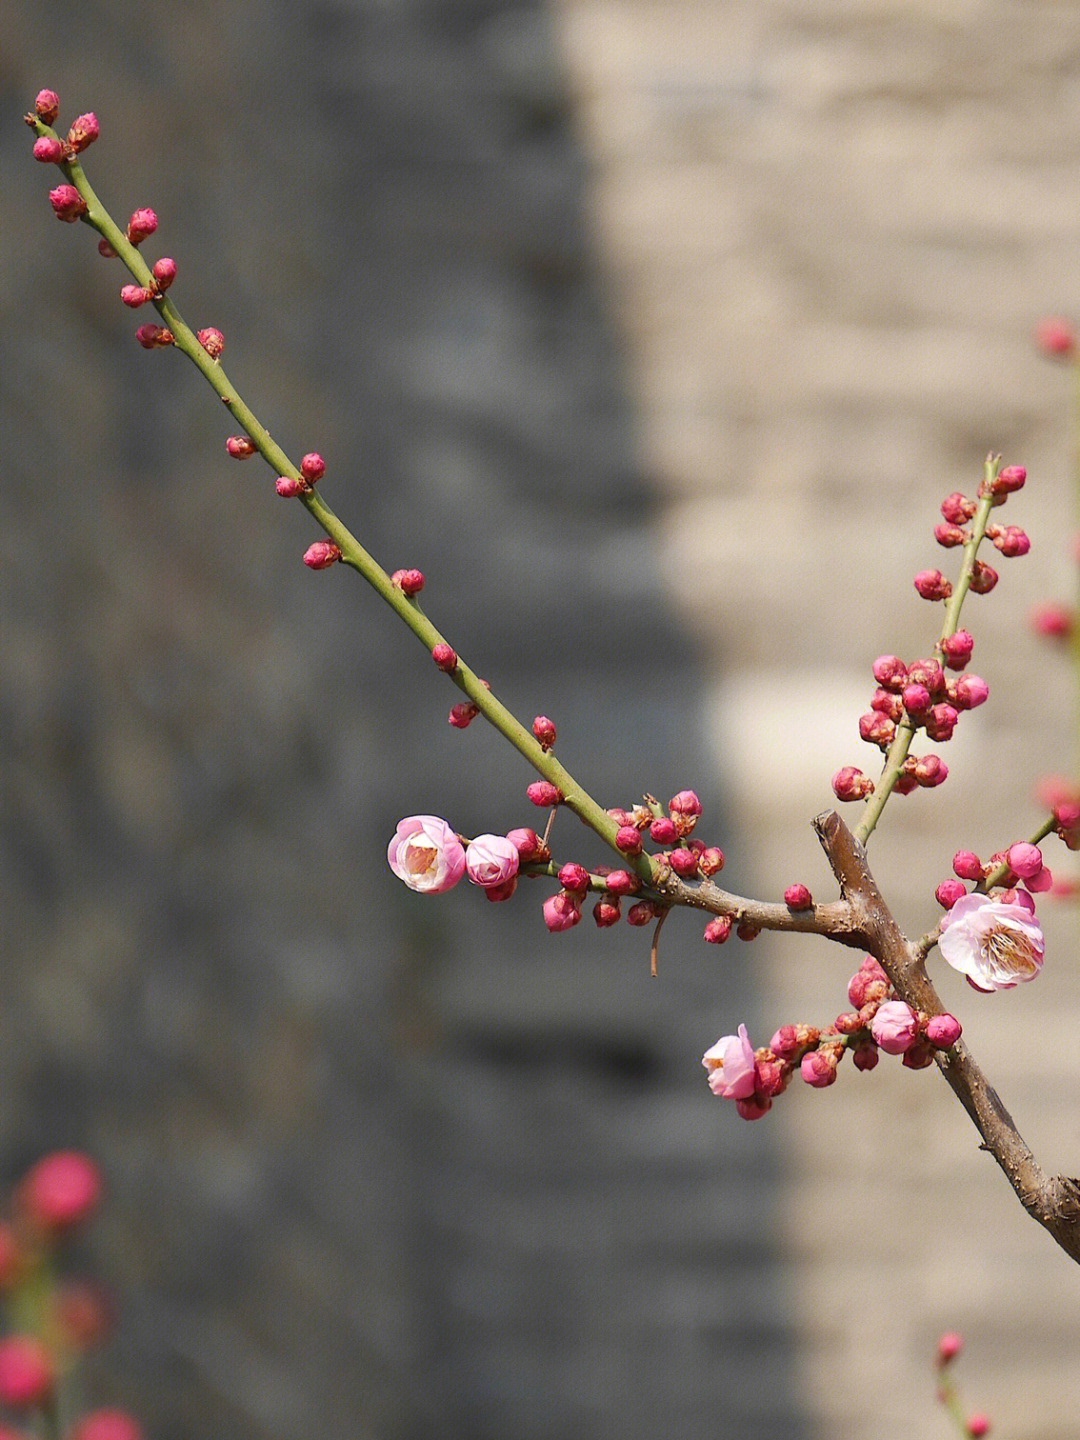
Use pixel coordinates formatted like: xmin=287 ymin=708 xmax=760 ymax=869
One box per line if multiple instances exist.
xmin=4 ymin=4 xmax=802 ymax=1439
xmin=554 ymin=2 xmax=1080 ymax=1436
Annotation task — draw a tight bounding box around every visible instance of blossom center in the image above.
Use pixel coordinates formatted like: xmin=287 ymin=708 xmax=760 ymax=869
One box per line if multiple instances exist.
xmin=981 ymin=924 xmax=1039 ymax=977
xmin=404 ymin=841 xmax=437 ymax=877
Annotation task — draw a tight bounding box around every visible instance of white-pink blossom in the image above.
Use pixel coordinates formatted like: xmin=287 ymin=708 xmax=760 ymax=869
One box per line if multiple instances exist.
xmin=701 ymin=1024 xmax=757 ymax=1100
xmin=465 ymin=834 xmax=520 ymax=889
xmin=938 ymin=892 xmax=1044 ymax=991
xmin=387 ymin=815 xmax=466 ymax=894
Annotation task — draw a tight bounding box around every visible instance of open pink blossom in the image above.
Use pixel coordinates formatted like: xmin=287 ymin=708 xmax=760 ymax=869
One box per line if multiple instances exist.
xmin=939 ymin=892 xmax=1044 ymax=991
xmin=387 ymin=816 xmax=466 ymax=894
xmin=465 ymin=834 xmax=520 ymax=889
xmin=701 ymin=1024 xmax=757 ymax=1100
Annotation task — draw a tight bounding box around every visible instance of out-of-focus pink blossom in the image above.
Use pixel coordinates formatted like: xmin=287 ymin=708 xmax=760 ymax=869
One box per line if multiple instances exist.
xmin=387 ymin=816 xmax=466 ymax=894
xmin=939 ymin=893 xmax=1044 ymax=991
xmin=870 ymin=999 xmax=919 ymax=1054
xmin=465 ymin=834 xmax=520 ymax=889
xmin=702 ymin=1024 xmax=757 ymax=1100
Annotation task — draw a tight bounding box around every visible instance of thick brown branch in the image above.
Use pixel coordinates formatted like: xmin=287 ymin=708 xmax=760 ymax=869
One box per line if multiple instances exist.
xmin=813 ymin=810 xmax=1080 ymax=1265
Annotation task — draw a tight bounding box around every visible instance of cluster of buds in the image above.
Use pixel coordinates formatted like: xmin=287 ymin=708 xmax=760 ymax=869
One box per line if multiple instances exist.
xmin=0 ymin=1152 xmax=143 ymax=1438
xmin=29 ymin=93 xmax=99 ymax=172
xmin=704 ymin=956 xmax=967 ymax=1122
xmin=275 ymin=452 xmax=326 ymax=497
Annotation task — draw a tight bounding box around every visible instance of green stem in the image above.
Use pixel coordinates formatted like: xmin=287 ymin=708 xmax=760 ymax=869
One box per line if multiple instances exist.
xmin=34 ymin=122 xmax=655 ymax=880
xmin=854 ymin=455 xmax=1003 ymax=846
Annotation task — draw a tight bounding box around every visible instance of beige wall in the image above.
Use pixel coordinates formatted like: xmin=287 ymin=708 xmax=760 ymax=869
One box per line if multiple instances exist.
xmin=554 ymin=3 xmax=1080 ymax=1435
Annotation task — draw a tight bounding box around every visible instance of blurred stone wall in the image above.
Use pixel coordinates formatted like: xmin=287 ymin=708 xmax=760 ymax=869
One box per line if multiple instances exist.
xmin=2 ymin=4 xmax=804 ymax=1440
xmin=553 ymin=2 xmax=1080 ymax=1437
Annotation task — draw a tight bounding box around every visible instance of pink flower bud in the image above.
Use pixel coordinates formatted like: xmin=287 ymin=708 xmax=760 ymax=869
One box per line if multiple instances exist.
xmin=870 ymin=999 xmax=919 ymax=1054
xmin=968 ymin=560 xmax=998 ymax=594
xmin=933 ymin=521 xmax=967 ymax=547
xmin=126 ymin=208 xmax=158 ymax=245
xmin=49 ymin=183 xmax=87 ymax=221
xmin=1026 ymin=865 xmax=1053 ymax=893
xmin=0 ymin=1335 xmax=54 ymax=1409
xmin=532 ymin=715 xmax=556 ymax=751
xmin=851 ymin=1042 xmax=879 ymax=1072
xmin=543 ymin=891 xmax=581 ymax=932
xmin=197 ymin=327 xmax=225 ymax=358
xmin=669 ymin=789 xmax=702 ymax=818
xmin=448 ymin=702 xmax=478 ymax=728
xmin=626 ymin=901 xmax=658 ymax=926
xmin=20 ymin=1151 xmax=102 ymax=1234
xmin=995 ymin=464 xmax=1026 ymax=493
xmin=66 ymin=112 xmax=99 ymax=152
xmin=387 ymin=815 xmax=465 ymax=894
xmin=940 ymin=630 xmax=974 ymax=670
xmin=800 ymin=1050 xmax=838 ymax=1088
xmin=870 ymin=688 xmax=903 ymax=720
xmin=872 ymin=655 xmax=908 ymax=691
xmin=703 ymin=915 xmax=732 ymax=943
xmin=466 ymin=834 xmax=521 ymax=889
xmin=937 ymin=1332 xmax=964 ymax=1365
xmin=151 ymin=256 xmax=177 ymax=291
xmin=298 ymin=452 xmax=326 ymax=484
xmin=736 ymin=921 xmax=760 ymax=941
xmin=225 ymin=435 xmax=257 ymax=459
xmin=615 ymin=824 xmax=643 ymax=855
xmin=35 ymin=89 xmax=61 ymax=125
xmin=914 ymin=569 xmax=952 ymax=601
xmin=907 ymin=658 xmax=946 ymax=695
xmin=936 ymin=879 xmax=967 ymax=909
xmin=485 ymin=877 xmax=518 ymax=902
xmin=952 ymin=674 xmax=988 ymax=710
xmin=506 ymin=827 xmax=541 ymax=860
xmin=952 ymin=851 xmax=983 ymax=880
xmin=734 ymin=1094 xmax=772 ymax=1121
xmin=859 ymin=711 xmax=895 ymax=747
xmin=924 ymin=704 xmax=959 ymax=743
xmin=965 ymin=1414 xmax=991 ymax=1438
xmin=847 ymin=957 xmax=888 ymax=1008
xmin=98 ymin=238 xmax=117 ymax=257
xmin=649 ymin=816 xmax=678 ymax=845
xmin=275 ymin=476 xmax=303 ymax=498
xmin=941 ymin=491 xmax=976 ymax=523
xmin=391 ymin=568 xmax=425 ymax=596
xmin=992 ymin=525 xmax=1029 ymax=557
xmin=431 ymin=642 xmax=457 ymax=671
xmin=832 ymin=766 xmax=873 ymax=802
xmin=926 ymin=1013 xmax=962 ymax=1048
xmin=697 ymin=846 xmax=724 ymax=876
xmin=120 ymin=285 xmax=151 ymax=308
xmin=558 ymin=862 xmax=590 ymax=893
xmin=1035 ymin=316 xmax=1076 ymax=357
xmin=670 ymin=847 xmax=699 ymax=878
xmin=593 ymin=896 xmax=621 ymax=927
xmin=783 ymin=884 xmax=813 ymax=911
xmin=901 ymin=682 xmax=932 ymax=716
xmin=33 ymin=135 xmax=65 ymax=163
xmin=902 ymin=1039 xmax=935 ymax=1069
xmin=1006 ymin=842 xmax=1043 ymax=880
xmin=754 ymin=1058 xmax=786 ymax=1098
xmin=68 ymin=1410 xmax=145 ymax=1440
xmin=302 ymin=540 xmax=341 ymax=570
xmin=527 ymin=781 xmax=562 ymax=807
xmin=134 ymin=324 xmax=173 ymax=348
xmin=604 ymin=870 xmax=638 ymax=896
xmin=913 ymin=754 xmax=948 ymax=787
xmin=1030 ymin=602 xmax=1073 ymax=638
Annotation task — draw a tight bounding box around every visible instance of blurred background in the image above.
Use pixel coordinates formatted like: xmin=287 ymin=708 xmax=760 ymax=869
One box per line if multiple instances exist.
xmin=3 ymin=2 xmax=1080 ymax=1438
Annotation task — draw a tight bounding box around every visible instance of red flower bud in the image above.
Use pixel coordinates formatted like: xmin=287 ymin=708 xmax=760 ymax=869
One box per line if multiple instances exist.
xmin=35 ymin=89 xmax=60 ymax=125
xmin=532 ymin=715 xmax=556 ymax=751
xmin=66 ymin=112 xmax=99 ymax=152
xmin=225 ymin=435 xmax=257 ymax=459
xmin=196 ymin=327 xmax=225 ymax=358
xmin=302 ymin=540 xmax=341 ymax=570
xmin=431 ymin=642 xmax=458 ymax=671
xmin=126 ymin=208 xmax=158 ymax=245
xmin=49 ymin=183 xmax=87 ymax=222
